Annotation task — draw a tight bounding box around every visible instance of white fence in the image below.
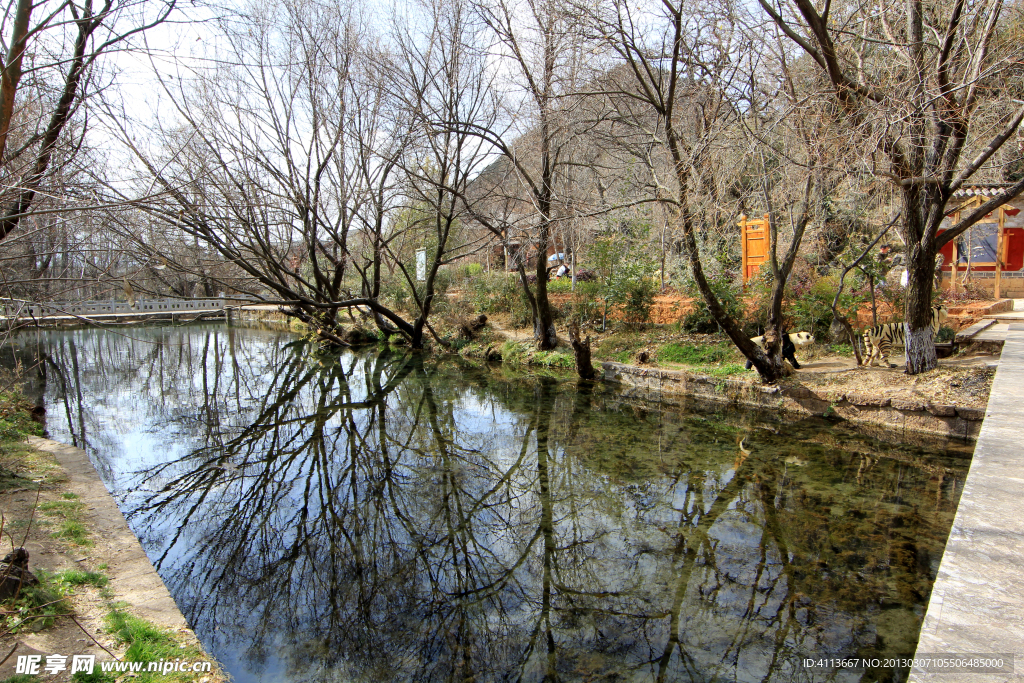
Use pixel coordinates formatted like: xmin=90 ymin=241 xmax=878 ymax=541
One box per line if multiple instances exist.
xmin=1 ymin=296 xmax=258 ymax=319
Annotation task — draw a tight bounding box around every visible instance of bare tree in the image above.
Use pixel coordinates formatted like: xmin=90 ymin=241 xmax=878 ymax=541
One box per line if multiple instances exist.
xmin=590 ymin=0 xmax=820 ymax=382
xmin=0 ymin=0 xmax=177 ymax=243
xmin=374 ymin=0 xmax=499 ymax=347
xmin=759 ymin=0 xmax=1024 ymax=373
xmin=456 ymin=0 xmax=595 ymax=350
xmin=103 ymin=0 xmax=426 ymax=346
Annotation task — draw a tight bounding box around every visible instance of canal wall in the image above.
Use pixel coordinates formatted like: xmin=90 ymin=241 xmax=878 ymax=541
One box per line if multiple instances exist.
xmin=601 ymin=362 xmax=984 ymax=440
xmin=230 ymin=305 xmax=293 ymax=330
xmin=910 ymin=328 xmax=1024 ymax=682
xmin=23 ymin=437 xmax=216 ymax=654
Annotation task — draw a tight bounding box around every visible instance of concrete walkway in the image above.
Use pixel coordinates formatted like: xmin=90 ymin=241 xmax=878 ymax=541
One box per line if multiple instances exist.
xmin=911 ymin=328 xmax=1024 ymax=682
xmin=26 ymin=437 xmax=190 ymax=630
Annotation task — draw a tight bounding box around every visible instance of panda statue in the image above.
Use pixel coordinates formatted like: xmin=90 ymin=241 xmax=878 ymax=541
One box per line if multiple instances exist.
xmin=745 ymin=331 xmax=814 ymax=371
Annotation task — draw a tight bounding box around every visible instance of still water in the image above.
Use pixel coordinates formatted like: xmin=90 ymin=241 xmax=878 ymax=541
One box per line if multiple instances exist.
xmin=12 ymin=324 xmax=970 ymax=682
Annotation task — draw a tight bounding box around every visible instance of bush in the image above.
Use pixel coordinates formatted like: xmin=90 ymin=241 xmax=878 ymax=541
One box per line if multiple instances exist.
xmin=799 ymin=274 xmax=866 ymax=341
xmin=2 ymin=569 xmax=70 ymax=632
xmin=546 ymin=276 xmax=574 ymax=293
xmin=617 ymin=269 xmax=657 ymax=328
xmin=789 ymin=275 xmax=840 ymax=340
xmin=681 ymin=277 xmax=744 ymax=334
xmin=564 ymin=280 xmax=603 ymax=326
xmin=0 ymin=391 xmax=43 ymax=441
xmin=467 ymin=272 xmax=532 ymax=328
xmin=742 ymin=269 xmax=775 ymax=335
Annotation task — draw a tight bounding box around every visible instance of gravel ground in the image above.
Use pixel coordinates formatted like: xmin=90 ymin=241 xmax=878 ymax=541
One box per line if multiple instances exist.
xmin=791 ymin=363 xmax=995 ymax=407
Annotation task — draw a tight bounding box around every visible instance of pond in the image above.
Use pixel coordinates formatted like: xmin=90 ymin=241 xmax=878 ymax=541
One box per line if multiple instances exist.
xmin=10 ymin=324 xmax=971 ymax=682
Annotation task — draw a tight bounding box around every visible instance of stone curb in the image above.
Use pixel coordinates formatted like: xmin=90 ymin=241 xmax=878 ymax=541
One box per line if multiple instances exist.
xmin=24 ymin=437 xmax=198 ymax=633
xmin=602 ymin=362 xmax=984 ymax=440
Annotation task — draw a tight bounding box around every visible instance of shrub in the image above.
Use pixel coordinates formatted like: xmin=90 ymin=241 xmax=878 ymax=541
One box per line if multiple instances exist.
xmin=0 ymin=391 xmax=43 ymax=441
xmin=681 ymin=277 xmax=743 ymax=334
xmin=941 ymin=279 xmax=990 ymax=303
xmin=786 ymin=262 xmax=866 ymax=341
xmin=2 ymin=570 xmax=70 ymax=632
xmin=546 ymin=277 xmax=574 ymax=293
xmin=467 ymin=272 xmax=532 ymax=327
xmin=583 ymin=238 xmax=659 ymax=329
xmin=564 ymin=280 xmax=603 ymax=326
xmin=742 ymin=268 xmax=775 ymax=335
xmin=617 ymin=269 xmax=657 ymax=328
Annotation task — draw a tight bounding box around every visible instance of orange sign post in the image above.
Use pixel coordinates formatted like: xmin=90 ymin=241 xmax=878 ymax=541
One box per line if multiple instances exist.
xmin=740 ymin=213 xmax=772 ymax=284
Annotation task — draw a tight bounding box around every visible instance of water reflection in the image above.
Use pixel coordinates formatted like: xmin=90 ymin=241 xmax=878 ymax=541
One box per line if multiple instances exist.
xmin=14 ymin=325 xmax=970 ymax=682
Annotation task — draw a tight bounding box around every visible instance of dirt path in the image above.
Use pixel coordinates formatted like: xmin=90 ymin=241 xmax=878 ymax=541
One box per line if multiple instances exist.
xmin=1 ymin=438 xmax=222 ymax=682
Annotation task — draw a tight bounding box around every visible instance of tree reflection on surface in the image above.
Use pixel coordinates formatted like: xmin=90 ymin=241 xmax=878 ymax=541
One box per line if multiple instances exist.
xmin=19 ymin=325 xmax=971 ymax=683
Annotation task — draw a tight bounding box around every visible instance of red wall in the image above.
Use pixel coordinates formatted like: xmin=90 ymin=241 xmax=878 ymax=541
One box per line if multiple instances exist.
xmin=938 ymin=227 xmax=1024 ymax=272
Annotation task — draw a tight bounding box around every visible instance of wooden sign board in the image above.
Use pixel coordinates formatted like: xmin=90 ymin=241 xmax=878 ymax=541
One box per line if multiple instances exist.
xmin=740 ymin=214 xmax=772 ymax=283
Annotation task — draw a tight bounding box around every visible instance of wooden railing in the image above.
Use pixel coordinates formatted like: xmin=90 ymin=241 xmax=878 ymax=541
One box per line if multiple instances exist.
xmin=1 ymin=296 xmax=258 ymax=319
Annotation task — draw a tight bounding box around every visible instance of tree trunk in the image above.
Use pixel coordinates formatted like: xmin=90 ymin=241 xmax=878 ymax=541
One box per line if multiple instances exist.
xmin=760 ymin=328 xmax=788 ymax=378
xmin=533 ymin=249 xmax=557 ymax=350
xmin=904 ymin=237 xmax=938 ymax=374
xmin=905 ymin=323 xmax=937 ymax=374
xmin=567 ymin=323 xmax=597 ymax=380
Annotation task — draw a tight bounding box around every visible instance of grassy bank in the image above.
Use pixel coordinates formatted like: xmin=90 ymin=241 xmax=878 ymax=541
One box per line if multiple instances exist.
xmin=0 ymin=390 xmax=225 ymax=683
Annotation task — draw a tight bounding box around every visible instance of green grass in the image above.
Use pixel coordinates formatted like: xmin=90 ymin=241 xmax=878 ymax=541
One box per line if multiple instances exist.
xmin=2 ymin=675 xmax=39 ymax=683
xmin=38 ymin=496 xmax=92 ymax=546
xmin=52 ymin=519 xmax=91 ymax=546
xmin=500 ymin=340 xmax=530 ymax=364
xmin=532 ymin=350 xmax=574 ymax=369
xmin=0 ymin=568 xmax=109 ymax=633
xmin=496 ymin=340 xmax=575 ymax=370
xmin=1 ymin=569 xmax=72 ymax=632
xmin=611 ymin=350 xmax=633 ymax=363
xmin=53 ymin=568 xmax=109 ymax=589
xmin=72 ymin=671 xmax=113 ymax=683
xmin=86 ymin=605 xmax=215 ymax=682
xmin=657 ymin=342 xmax=733 ymax=365
xmin=698 ymin=363 xmax=748 ymax=378
xmin=0 ymin=390 xmax=43 ymax=441
xmin=592 ymin=332 xmax=649 ymax=363
xmin=39 ymin=499 xmax=84 ymax=514
xmin=828 ymin=343 xmax=854 ymax=356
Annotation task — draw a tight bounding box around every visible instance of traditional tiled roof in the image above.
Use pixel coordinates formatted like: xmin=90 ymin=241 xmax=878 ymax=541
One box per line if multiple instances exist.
xmin=952 ymin=183 xmax=1013 ymax=199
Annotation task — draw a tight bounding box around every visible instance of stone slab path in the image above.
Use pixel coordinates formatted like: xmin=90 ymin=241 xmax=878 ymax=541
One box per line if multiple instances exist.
xmin=910 ymin=328 xmax=1024 ymax=682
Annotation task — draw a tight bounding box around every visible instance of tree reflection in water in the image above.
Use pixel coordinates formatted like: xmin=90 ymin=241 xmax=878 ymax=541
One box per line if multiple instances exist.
xmin=22 ymin=325 xmax=970 ymax=683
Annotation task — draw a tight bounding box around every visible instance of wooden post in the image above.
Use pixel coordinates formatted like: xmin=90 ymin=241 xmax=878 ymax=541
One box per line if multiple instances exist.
xmin=739 ymin=214 xmax=748 ymax=284
xmin=951 ymin=209 xmax=959 ymax=294
xmin=995 ymin=206 xmax=1006 ymax=299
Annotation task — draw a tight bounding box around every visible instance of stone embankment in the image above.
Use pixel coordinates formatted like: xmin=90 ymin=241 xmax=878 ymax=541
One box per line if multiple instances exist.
xmin=602 ymin=362 xmax=984 ymax=440
xmin=909 ymin=328 xmax=1024 ymax=682
xmin=230 ymin=304 xmax=292 ymax=329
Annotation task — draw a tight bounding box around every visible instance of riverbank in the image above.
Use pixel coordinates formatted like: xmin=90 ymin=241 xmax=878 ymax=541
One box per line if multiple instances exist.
xmin=473 ymin=318 xmax=995 ymax=440
xmin=603 ymin=362 xmax=989 ymax=440
xmin=219 ymin=307 xmax=997 ymax=439
xmin=0 ymin=430 xmax=226 ymax=682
